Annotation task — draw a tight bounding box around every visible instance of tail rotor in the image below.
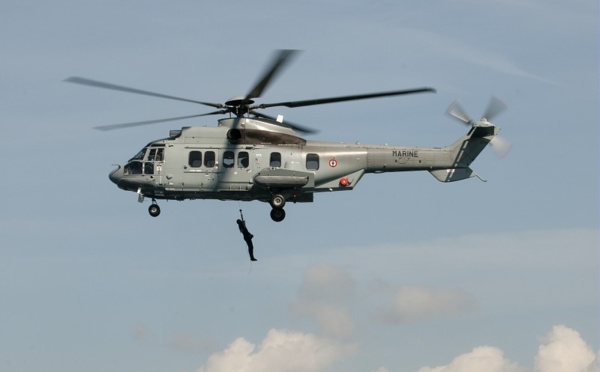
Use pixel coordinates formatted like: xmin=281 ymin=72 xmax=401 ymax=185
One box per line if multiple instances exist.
xmin=446 ymin=96 xmax=511 ymax=158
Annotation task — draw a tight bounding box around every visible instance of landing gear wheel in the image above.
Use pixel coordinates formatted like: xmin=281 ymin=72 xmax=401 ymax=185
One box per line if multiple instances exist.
xmin=148 ymin=203 xmax=161 ymax=217
xmin=270 ymin=208 xmax=286 ymax=222
xmin=270 ymin=194 xmax=286 ymax=209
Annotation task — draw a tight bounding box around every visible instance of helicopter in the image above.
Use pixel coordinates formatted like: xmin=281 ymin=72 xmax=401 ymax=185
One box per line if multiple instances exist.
xmin=66 ymin=50 xmax=509 ymax=222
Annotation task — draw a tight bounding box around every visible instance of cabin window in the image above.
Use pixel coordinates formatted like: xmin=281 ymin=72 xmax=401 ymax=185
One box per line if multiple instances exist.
xmin=238 ymin=151 xmax=249 ymax=168
xmin=204 ymin=151 xmax=216 ymax=167
xmin=223 ymin=151 xmax=234 ymax=168
xmin=189 ymin=151 xmax=202 ymax=168
xmin=306 ymin=153 xmax=319 ymax=170
xmin=270 ymin=152 xmax=281 ymax=167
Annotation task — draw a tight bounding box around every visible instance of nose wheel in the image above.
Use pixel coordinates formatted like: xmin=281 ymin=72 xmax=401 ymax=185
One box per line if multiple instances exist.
xmin=148 ymin=199 xmax=161 ymax=217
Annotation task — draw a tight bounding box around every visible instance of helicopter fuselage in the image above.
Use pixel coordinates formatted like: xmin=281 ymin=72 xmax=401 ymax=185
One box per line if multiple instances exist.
xmin=108 ymin=117 xmax=497 ymax=221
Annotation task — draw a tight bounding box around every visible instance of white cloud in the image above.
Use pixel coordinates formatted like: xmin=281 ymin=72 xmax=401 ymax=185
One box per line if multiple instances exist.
xmin=418 ymin=346 xmax=526 ymax=372
xmin=377 ymin=285 xmax=474 ymax=324
xmin=535 ymin=325 xmax=598 ymax=372
xmin=418 ymin=325 xmax=598 ymax=372
xmin=197 ymin=329 xmax=354 ymax=372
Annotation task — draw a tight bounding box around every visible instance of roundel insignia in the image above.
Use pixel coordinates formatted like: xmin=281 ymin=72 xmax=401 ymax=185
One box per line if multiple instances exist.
xmin=328 ymin=159 xmax=338 ymax=168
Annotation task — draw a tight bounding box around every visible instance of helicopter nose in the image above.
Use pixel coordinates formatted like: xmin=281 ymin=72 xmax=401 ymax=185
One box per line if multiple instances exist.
xmin=109 ymin=165 xmax=123 ymax=185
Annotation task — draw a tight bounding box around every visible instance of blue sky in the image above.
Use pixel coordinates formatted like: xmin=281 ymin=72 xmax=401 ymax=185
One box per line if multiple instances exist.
xmin=1 ymin=1 xmax=598 ymax=371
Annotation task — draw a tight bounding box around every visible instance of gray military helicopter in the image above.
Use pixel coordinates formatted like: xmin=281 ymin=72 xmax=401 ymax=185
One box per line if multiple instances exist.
xmin=66 ymin=50 xmax=509 ymax=222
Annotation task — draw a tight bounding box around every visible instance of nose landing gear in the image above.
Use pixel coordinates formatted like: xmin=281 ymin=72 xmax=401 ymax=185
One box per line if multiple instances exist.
xmin=148 ymin=199 xmax=161 ymax=217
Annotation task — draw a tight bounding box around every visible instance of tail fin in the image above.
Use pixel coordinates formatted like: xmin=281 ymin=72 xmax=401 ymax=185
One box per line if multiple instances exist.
xmin=429 ymin=125 xmax=498 ymax=182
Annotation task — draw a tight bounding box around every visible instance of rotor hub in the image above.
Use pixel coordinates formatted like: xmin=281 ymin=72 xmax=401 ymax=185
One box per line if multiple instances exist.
xmin=225 ymin=96 xmax=255 ymax=107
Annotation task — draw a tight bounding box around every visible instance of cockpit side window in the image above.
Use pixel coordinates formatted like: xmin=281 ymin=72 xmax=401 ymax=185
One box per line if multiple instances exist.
xmin=124 ymin=161 xmax=143 ymax=175
xmin=147 ymin=146 xmax=164 ymax=162
xmin=155 ymin=148 xmax=164 ymax=161
xmin=144 ymin=162 xmax=154 ymax=175
xmin=148 ymin=148 xmax=157 ymax=161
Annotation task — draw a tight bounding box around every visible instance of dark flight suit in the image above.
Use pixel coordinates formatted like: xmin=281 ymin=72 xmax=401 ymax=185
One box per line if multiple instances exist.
xmin=237 ymin=219 xmax=257 ymax=261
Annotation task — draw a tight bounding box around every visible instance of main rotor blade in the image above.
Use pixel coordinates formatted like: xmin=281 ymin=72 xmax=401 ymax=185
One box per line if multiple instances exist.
xmin=251 ymin=111 xmax=318 ymax=135
xmin=256 ymin=87 xmax=436 ymax=109
xmin=483 ymin=96 xmax=507 ymax=121
xmin=65 ymin=77 xmax=223 ymax=108
xmin=93 ymin=111 xmax=226 ymax=131
xmin=245 ymin=49 xmax=300 ymax=100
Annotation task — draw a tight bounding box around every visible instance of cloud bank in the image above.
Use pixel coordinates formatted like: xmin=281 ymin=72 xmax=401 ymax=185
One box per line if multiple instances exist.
xmin=197 ymin=329 xmax=354 ymax=372
xmin=419 ymin=325 xmax=598 ymax=372
xmin=197 ymin=324 xmax=597 ymax=372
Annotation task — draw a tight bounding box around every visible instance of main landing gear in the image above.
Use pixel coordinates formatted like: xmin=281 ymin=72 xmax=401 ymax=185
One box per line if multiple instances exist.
xmin=269 ymin=193 xmax=286 ymax=222
xmin=148 ymin=199 xmax=161 ymax=217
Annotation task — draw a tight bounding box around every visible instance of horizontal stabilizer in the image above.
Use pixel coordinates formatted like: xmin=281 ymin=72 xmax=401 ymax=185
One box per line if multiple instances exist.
xmin=429 ymin=168 xmax=475 ymax=182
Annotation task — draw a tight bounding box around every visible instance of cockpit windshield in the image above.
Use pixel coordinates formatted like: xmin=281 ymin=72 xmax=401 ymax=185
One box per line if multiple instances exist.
xmin=124 ymin=145 xmax=165 ymax=176
xmin=129 ymin=147 xmax=147 ymax=162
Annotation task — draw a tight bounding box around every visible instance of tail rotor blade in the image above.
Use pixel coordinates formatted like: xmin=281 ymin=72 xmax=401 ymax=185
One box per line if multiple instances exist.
xmin=446 ymin=100 xmax=472 ymax=125
xmin=490 ymin=135 xmax=512 ymax=158
xmin=483 ymin=96 xmax=507 ymax=121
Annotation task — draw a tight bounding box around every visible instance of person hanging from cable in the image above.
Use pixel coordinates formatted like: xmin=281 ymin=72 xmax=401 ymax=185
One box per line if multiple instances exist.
xmin=237 ymin=209 xmax=257 ymax=261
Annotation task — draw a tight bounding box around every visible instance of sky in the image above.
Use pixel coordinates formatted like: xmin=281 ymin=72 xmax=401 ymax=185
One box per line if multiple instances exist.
xmin=1 ymin=0 xmax=598 ymax=371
